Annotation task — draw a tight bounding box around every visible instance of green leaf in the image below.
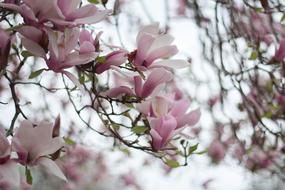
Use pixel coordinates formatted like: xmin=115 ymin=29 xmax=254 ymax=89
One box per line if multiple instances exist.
xmin=79 ymin=75 xmax=85 ymax=84
xmin=28 ymin=69 xmax=45 ymax=79
xmin=194 ymin=150 xmax=207 ymax=155
xmin=281 ymin=14 xmax=285 ymax=22
xmin=165 ymin=159 xmax=180 ymax=168
xmin=249 ymin=50 xmax=258 ymax=60
xmin=88 ymin=0 xmax=99 ymax=4
xmin=188 ymin=143 xmax=199 ymax=154
xmin=25 ymin=167 xmax=33 ymax=185
xmin=111 ymin=123 xmax=120 ymax=131
xmin=96 ymin=56 xmax=106 ymax=64
xmin=63 ymin=137 xmax=76 ymax=145
xmin=21 ymin=50 xmax=33 ymax=58
xmin=132 ymin=125 xmax=148 ymax=134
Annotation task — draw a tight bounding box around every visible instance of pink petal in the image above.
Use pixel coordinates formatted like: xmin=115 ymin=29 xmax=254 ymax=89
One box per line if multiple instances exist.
xmin=150 ymin=129 xmax=163 ymax=151
xmin=21 ymin=37 xmax=46 ymax=58
xmin=148 ymin=34 xmax=175 ymax=53
xmin=141 ymin=68 xmax=173 ymax=98
xmin=17 ymin=26 xmax=42 ymax=43
xmin=170 ymin=99 xmax=190 ymax=117
xmin=38 ymin=157 xmax=67 ymax=181
xmin=151 ymin=96 xmax=170 ymax=117
xmin=106 ymin=86 xmax=134 ymax=98
xmin=80 ymin=41 xmax=95 ymax=54
xmin=145 ymin=46 xmax=178 ymax=67
xmin=151 ymin=59 xmax=190 ymax=69
xmin=134 ymin=76 xmax=143 ymax=97
xmin=176 ymin=108 xmax=201 ymax=129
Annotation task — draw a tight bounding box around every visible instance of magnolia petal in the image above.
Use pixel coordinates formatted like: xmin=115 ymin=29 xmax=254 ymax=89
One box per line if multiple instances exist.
xmin=21 ymin=38 xmax=46 ymax=58
xmin=145 ymin=46 xmax=178 ymax=66
xmin=170 ymin=99 xmax=190 ymax=117
xmin=150 ymin=129 xmax=163 ymax=151
xmin=35 ymin=137 xmax=64 ymax=159
xmin=80 ymin=41 xmax=95 ymax=54
xmin=17 ymin=26 xmax=43 ymax=43
xmin=151 ymin=59 xmax=190 ymax=69
xmin=38 ymin=157 xmax=67 ymax=181
xmin=176 ymin=108 xmax=201 ymax=129
xmin=134 ymin=76 xmax=143 ymax=97
xmin=141 ymin=68 xmax=173 ymax=98
xmin=106 ymin=86 xmax=134 ymax=98
xmin=148 ymin=34 xmax=175 ymax=53
xmin=152 ymin=96 xmax=170 ymax=117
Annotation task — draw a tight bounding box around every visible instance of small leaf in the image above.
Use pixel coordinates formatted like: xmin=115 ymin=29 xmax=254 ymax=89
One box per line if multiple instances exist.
xmin=249 ymin=50 xmax=258 ymax=60
xmin=188 ymin=143 xmax=199 ymax=154
xmin=63 ymin=137 xmax=76 ymax=145
xmin=281 ymin=14 xmax=285 ymax=22
xmin=25 ymin=167 xmax=33 ymax=185
xmin=28 ymin=69 xmax=44 ymax=79
xmin=21 ymin=50 xmax=33 ymax=58
xmin=96 ymin=56 xmax=106 ymax=64
xmin=132 ymin=125 xmax=148 ymax=134
xmin=88 ymin=0 xmax=99 ymax=4
xmin=79 ymin=75 xmax=85 ymax=84
xmin=165 ymin=159 xmax=180 ymax=168
xmin=111 ymin=123 xmax=120 ymax=131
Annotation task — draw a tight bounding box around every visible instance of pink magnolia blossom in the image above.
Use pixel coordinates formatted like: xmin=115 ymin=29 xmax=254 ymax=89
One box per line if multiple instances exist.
xmin=274 ymin=39 xmax=285 ymax=62
xmin=95 ymin=50 xmax=128 ymax=74
xmin=0 ymin=29 xmax=11 ymax=71
xmin=0 ymin=0 xmax=111 ymax=28
xmin=0 ymin=128 xmax=10 ymax=164
xmin=137 ymin=95 xmax=200 ymax=151
xmin=106 ymin=68 xmax=173 ymax=99
xmin=137 ymin=95 xmax=201 ymax=129
xmin=12 ymin=120 xmax=66 ymax=181
xmin=46 ymin=28 xmax=97 ymax=87
xmin=133 ymin=23 xmax=189 ymax=70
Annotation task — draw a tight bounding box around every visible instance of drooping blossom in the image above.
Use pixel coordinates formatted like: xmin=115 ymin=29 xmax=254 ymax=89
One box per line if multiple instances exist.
xmin=0 ymin=29 xmax=11 ymax=71
xmin=0 ymin=0 xmax=111 ymax=28
xmin=106 ymin=68 xmax=173 ymax=99
xmin=133 ymin=23 xmax=189 ymax=70
xmin=137 ymin=95 xmax=200 ymax=150
xmin=12 ymin=120 xmax=66 ymax=181
xmin=0 ymin=128 xmax=10 ymax=164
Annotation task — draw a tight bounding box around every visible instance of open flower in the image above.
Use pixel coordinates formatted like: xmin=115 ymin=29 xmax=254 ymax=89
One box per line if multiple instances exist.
xmin=0 ymin=0 xmax=111 ymax=28
xmin=12 ymin=120 xmax=66 ymax=181
xmin=137 ymin=95 xmax=201 ymax=129
xmin=133 ymin=23 xmax=189 ymax=70
xmin=137 ymin=95 xmax=200 ymax=151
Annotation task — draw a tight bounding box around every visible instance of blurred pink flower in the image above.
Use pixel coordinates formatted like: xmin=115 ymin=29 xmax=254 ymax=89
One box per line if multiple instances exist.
xmin=208 ymin=140 xmax=226 ymax=163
